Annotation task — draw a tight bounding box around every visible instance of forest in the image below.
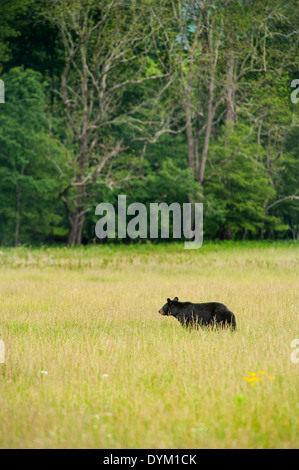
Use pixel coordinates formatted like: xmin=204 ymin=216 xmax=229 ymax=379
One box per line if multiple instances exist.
xmin=0 ymin=0 xmax=298 ymax=246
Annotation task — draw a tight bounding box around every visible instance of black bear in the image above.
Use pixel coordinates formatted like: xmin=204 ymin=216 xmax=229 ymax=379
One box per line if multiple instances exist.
xmin=158 ymin=297 xmax=236 ymax=330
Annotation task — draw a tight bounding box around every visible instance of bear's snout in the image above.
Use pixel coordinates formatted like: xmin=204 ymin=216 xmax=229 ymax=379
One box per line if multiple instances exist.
xmin=159 ymin=308 xmax=165 ymax=315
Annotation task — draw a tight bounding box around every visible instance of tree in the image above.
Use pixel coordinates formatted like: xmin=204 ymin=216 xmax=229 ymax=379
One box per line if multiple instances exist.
xmin=47 ymin=0 xmax=171 ymax=245
xmin=0 ymin=0 xmax=34 ymax=73
xmin=152 ymin=0 xmax=298 ymax=189
xmin=204 ymin=121 xmax=280 ymax=239
xmin=0 ymin=67 xmax=64 ymax=245
xmin=0 ymin=0 xmax=297 ymax=244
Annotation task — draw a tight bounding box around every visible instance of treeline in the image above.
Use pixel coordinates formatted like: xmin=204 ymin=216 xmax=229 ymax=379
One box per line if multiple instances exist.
xmin=0 ymin=0 xmax=298 ymax=246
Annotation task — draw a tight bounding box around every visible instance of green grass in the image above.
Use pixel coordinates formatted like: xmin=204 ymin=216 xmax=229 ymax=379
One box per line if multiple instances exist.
xmin=0 ymin=241 xmax=298 ymax=448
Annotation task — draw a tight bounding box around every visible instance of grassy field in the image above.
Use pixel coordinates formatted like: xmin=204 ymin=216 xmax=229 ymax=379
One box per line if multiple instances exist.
xmin=0 ymin=241 xmax=298 ymax=449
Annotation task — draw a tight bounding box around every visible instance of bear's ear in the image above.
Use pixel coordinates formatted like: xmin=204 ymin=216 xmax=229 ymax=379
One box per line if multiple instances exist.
xmin=173 ymin=297 xmax=178 ymax=302
xmin=167 ymin=298 xmax=171 ymax=304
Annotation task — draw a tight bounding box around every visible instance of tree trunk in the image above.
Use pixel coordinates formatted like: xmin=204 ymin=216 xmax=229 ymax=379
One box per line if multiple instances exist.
xmin=186 ymin=114 xmax=195 ymax=174
xmin=225 ymin=50 xmax=236 ymax=126
xmin=67 ymin=209 xmax=85 ymax=246
xmin=15 ymin=165 xmax=25 ymax=247
xmin=257 ymin=119 xmax=263 ymax=146
xmin=15 ymin=183 xmax=21 ymax=247
xmin=67 ymin=184 xmax=86 ymax=246
xmin=224 ymin=226 xmax=233 ymax=240
xmin=198 ymin=70 xmax=215 ymax=185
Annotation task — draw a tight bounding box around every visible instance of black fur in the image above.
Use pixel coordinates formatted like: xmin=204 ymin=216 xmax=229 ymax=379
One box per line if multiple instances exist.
xmin=158 ymin=297 xmax=236 ymax=330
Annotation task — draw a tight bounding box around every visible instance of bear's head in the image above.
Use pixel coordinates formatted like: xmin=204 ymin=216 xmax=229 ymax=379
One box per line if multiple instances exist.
xmin=158 ymin=297 xmax=179 ymax=315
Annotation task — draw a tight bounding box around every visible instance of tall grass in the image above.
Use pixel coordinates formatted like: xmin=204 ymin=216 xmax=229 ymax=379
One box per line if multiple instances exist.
xmin=0 ymin=242 xmax=298 ymax=448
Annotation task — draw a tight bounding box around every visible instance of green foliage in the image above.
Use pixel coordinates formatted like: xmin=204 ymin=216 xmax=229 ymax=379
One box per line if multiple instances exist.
xmin=0 ymin=0 xmax=298 ymax=244
xmin=0 ymin=67 xmax=65 ymax=245
xmin=0 ymin=0 xmax=34 ymax=73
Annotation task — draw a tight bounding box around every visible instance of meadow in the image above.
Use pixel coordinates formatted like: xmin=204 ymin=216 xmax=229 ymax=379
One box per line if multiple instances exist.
xmin=0 ymin=241 xmax=298 ymax=449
